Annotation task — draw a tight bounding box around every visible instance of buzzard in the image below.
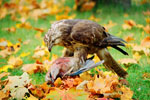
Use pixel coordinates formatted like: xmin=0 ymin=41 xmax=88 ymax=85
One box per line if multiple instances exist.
xmin=44 ymin=19 xmax=128 ymax=78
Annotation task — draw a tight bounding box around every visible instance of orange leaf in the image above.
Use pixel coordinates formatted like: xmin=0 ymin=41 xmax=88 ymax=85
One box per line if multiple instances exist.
xmin=124 ymin=34 xmax=134 ymax=42
xmin=143 ymin=25 xmax=150 ymax=34
xmin=141 ymin=36 xmax=150 ymax=48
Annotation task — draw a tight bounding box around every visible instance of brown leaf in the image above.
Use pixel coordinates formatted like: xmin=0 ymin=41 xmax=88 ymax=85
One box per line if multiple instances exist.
xmin=0 ymin=91 xmax=9 ymax=100
xmin=81 ymin=1 xmax=95 ymax=11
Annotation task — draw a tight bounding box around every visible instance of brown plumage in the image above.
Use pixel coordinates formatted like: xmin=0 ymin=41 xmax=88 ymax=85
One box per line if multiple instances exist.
xmin=44 ymin=19 xmax=128 ymax=78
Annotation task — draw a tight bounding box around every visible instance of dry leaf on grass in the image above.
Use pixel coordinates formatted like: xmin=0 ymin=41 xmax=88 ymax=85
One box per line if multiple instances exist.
xmin=8 ymin=56 xmax=23 ymax=67
xmin=3 ymin=72 xmax=31 ymax=100
xmin=124 ymin=34 xmax=134 ymax=42
xmin=143 ymin=25 xmax=150 ymax=34
xmin=22 ymin=63 xmax=46 ymax=74
xmin=141 ymin=36 xmax=150 ymax=48
xmin=118 ymin=58 xmax=137 ymax=67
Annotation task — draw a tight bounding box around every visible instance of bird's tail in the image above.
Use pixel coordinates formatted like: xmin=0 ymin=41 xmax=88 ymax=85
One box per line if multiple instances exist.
xmin=100 ymin=35 xmax=128 ymax=55
xmin=96 ymin=48 xmax=128 ymax=78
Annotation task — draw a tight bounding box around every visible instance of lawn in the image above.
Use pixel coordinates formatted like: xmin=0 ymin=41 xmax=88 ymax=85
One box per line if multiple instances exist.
xmin=0 ymin=0 xmax=150 ymax=100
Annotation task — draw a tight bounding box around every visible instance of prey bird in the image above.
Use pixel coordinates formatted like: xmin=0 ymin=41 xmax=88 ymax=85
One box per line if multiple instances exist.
xmin=44 ymin=19 xmax=128 ymax=78
xmin=45 ymin=56 xmax=104 ymax=83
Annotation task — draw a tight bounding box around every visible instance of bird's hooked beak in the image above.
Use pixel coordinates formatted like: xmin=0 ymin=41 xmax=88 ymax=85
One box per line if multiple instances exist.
xmin=48 ymin=43 xmax=53 ymax=52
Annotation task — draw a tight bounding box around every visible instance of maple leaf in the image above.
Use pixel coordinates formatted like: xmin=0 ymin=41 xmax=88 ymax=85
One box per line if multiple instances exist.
xmin=8 ymin=56 xmax=23 ymax=67
xmin=87 ymin=72 xmax=119 ymax=94
xmin=0 ymin=48 xmax=12 ymax=58
xmin=3 ymin=72 xmax=31 ymax=100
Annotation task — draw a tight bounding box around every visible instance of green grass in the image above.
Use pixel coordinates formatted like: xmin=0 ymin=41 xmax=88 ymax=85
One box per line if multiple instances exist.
xmin=0 ymin=0 xmax=150 ymax=99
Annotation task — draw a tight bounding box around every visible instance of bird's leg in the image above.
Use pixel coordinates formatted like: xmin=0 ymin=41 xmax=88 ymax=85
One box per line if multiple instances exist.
xmin=62 ymin=48 xmax=74 ymax=57
xmin=73 ymin=47 xmax=88 ymax=71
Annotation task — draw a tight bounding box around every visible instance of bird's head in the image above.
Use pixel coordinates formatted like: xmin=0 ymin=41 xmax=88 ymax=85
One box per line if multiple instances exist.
xmin=44 ymin=20 xmax=71 ymax=52
xmin=45 ymin=64 xmax=60 ymax=83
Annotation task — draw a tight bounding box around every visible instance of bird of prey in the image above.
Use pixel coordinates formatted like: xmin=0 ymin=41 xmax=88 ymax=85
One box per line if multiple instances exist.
xmin=44 ymin=19 xmax=128 ymax=78
xmin=45 ymin=56 xmax=104 ymax=83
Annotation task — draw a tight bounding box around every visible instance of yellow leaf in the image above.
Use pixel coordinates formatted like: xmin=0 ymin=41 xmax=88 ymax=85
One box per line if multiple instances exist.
xmin=20 ymin=52 xmax=30 ymax=57
xmin=133 ymin=52 xmax=141 ymax=61
xmin=89 ymin=15 xmax=100 ymax=22
xmin=145 ymin=17 xmax=150 ymax=24
xmin=124 ymin=13 xmax=128 ymax=17
xmin=120 ymin=86 xmax=133 ymax=100
xmin=0 ymin=65 xmax=13 ymax=72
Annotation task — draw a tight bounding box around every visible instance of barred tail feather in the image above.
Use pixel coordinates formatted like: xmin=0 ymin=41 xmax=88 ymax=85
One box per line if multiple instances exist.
xmin=96 ymin=48 xmax=128 ymax=78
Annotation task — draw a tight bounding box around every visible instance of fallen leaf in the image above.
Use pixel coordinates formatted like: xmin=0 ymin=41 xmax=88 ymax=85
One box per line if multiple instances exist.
xmin=145 ymin=17 xmax=150 ymax=24
xmin=81 ymin=1 xmax=95 ymax=11
xmin=141 ymin=36 xmax=150 ymax=48
xmin=89 ymin=15 xmax=100 ymax=22
xmin=0 ymin=90 xmax=9 ymax=100
xmin=124 ymin=13 xmax=128 ymax=17
xmin=20 ymin=52 xmax=30 ymax=57
xmin=3 ymin=27 xmax=16 ymax=32
xmin=104 ymin=20 xmax=117 ymax=30
xmin=133 ymin=52 xmax=141 ymax=61
xmin=143 ymin=10 xmax=150 ymax=16
xmin=22 ymin=63 xmax=46 ymax=74
xmin=54 ymin=77 xmax=63 ymax=87
xmin=0 ymin=72 xmax=10 ymax=79
xmin=124 ymin=34 xmax=134 ymax=42
xmin=120 ymin=86 xmax=133 ymax=100
xmin=8 ymin=56 xmax=23 ymax=67
xmin=0 ymin=8 xmax=7 ymax=19
xmin=0 ymin=48 xmax=12 ymax=58
xmin=23 ymin=39 xmax=31 ymax=45
xmin=118 ymin=58 xmax=137 ymax=67
xmin=143 ymin=25 xmax=150 ymax=34
xmin=0 ymin=65 xmax=13 ymax=72
xmin=3 ymin=72 xmax=31 ymax=100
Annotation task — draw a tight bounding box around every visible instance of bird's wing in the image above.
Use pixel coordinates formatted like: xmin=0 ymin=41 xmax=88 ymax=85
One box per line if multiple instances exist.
xmin=71 ymin=20 xmax=105 ymax=45
xmin=67 ymin=60 xmax=104 ymax=76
